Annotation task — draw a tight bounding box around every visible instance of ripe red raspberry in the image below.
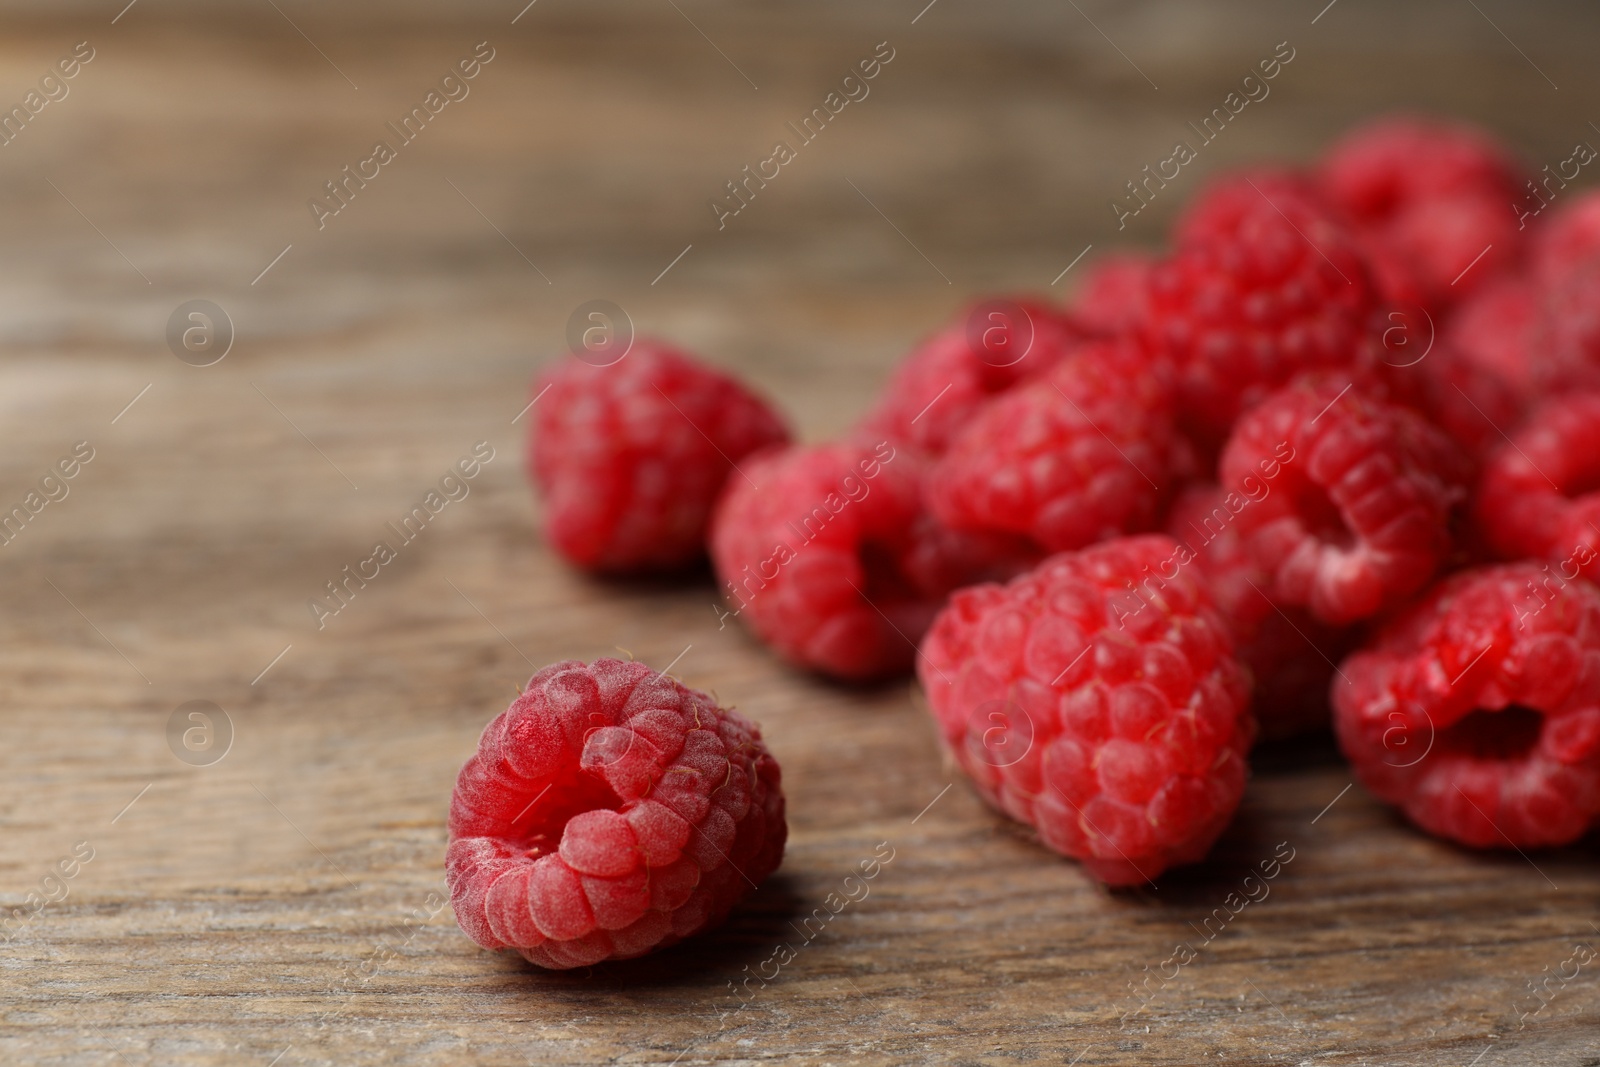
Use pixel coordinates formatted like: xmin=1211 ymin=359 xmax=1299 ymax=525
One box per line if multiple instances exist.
xmin=1219 ymin=380 xmax=1471 ymax=626
xmin=1173 ymin=168 xmax=1329 ymax=247
xmin=858 ymin=300 xmax=1084 ymax=456
xmin=709 ymin=440 xmax=1036 ymax=681
xmin=1066 ymin=252 xmax=1152 ymax=336
xmin=528 ymin=341 xmax=789 ymax=573
xmin=1529 ymin=260 xmax=1600 ymax=394
xmin=446 ymin=658 xmax=786 ymax=969
xmin=1444 ymin=276 xmax=1536 ymax=400
xmin=1165 ymin=485 xmax=1354 ymax=738
xmin=1530 ymin=188 xmax=1600 ymax=283
xmin=1357 ymin=339 xmax=1524 ymax=463
xmin=918 ymin=535 xmax=1253 ymax=886
xmin=1333 ymin=564 xmax=1600 ymax=849
xmin=1144 ymin=179 xmax=1376 ymax=446
xmin=1318 ymin=117 xmax=1527 ymax=306
xmin=927 ymin=336 xmax=1179 ymax=554
xmin=1475 ymin=392 xmax=1600 ymax=582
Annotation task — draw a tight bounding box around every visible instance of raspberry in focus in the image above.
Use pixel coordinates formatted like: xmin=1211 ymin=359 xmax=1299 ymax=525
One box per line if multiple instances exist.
xmin=1219 ymin=379 xmax=1471 ymax=626
xmin=1333 ymin=565 xmax=1600 ymax=848
xmin=528 ymin=340 xmax=790 ymax=573
xmin=927 ymin=336 xmax=1179 ymax=554
xmin=918 ymin=535 xmax=1254 ymax=885
xmin=446 ymin=658 xmax=786 ymax=969
xmin=709 ymin=440 xmax=1036 ymax=681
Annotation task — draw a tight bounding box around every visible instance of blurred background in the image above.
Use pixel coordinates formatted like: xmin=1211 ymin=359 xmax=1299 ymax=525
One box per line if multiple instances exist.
xmin=4 ymin=1 xmax=1599 ymax=1063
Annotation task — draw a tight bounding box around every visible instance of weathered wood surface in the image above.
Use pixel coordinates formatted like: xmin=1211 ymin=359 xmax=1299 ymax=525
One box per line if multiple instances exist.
xmin=2 ymin=1 xmax=1599 ymax=1063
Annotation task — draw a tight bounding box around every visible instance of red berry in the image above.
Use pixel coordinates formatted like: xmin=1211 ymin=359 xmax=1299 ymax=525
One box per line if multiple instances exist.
xmin=1530 ymin=259 xmax=1600 ymax=394
xmin=446 ymin=658 xmax=786 ymax=969
xmin=1173 ymin=168 xmax=1328 ymax=248
xmin=859 ymin=300 xmax=1085 ymax=456
xmin=709 ymin=441 xmax=1035 ymax=681
xmin=927 ymin=336 xmax=1179 ymax=554
xmin=1333 ymin=564 xmax=1600 ymax=849
xmin=1530 ymin=188 xmax=1600 ymax=283
xmin=1067 ymin=252 xmax=1153 ymax=336
xmin=528 ymin=341 xmax=789 ymax=573
xmin=1359 ymin=340 xmax=1524 ymax=463
xmin=1444 ymin=276 xmax=1537 ymax=399
xmin=1144 ymin=181 xmax=1376 ymax=446
xmin=1165 ymin=484 xmax=1354 ymax=738
xmin=1318 ymin=117 xmax=1527 ymax=306
xmin=918 ymin=535 xmax=1254 ymax=885
xmin=1475 ymin=392 xmax=1600 ymax=581
xmin=1219 ymin=380 xmax=1471 ymax=626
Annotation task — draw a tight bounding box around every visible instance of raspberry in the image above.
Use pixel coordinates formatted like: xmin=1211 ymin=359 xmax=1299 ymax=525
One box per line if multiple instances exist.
xmin=1219 ymin=379 xmax=1471 ymax=626
xmin=1165 ymin=484 xmax=1354 ymax=738
xmin=446 ymin=658 xmax=786 ymax=969
xmin=1318 ymin=117 xmax=1527 ymax=306
xmin=1173 ymin=168 xmax=1329 ymax=248
xmin=1475 ymin=392 xmax=1600 ymax=582
xmin=1358 ymin=340 xmax=1524 ymax=462
xmin=927 ymin=336 xmax=1179 ymax=554
xmin=709 ymin=440 xmax=1035 ymax=681
xmin=1443 ymin=276 xmax=1536 ymax=399
xmin=917 ymin=535 xmax=1253 ymax=885
xmin=1333 ymin=564 xmax=1600 ymax=849
xmin=528 ymin=341 xmax=790 ymax=573
xmin=1530 ymin=188 xmax=1600 ymax=283
xmin=858 ymin=300 xmax=1084 ymax=456
xmin=1066 ymin=252 xmax=1152 ymax=336
xmin=1144 ymin=179 xmax=1376 ymax=446
xmin=1530 ymin=259 xmax=1600 ymax=394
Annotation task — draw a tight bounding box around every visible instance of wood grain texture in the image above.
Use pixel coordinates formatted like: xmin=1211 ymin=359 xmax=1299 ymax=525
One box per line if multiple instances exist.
xmin=2 ymin=2 xmax=1600 ymax=1064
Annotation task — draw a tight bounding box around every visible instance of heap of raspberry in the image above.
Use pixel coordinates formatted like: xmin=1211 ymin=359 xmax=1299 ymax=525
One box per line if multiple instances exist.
xmin=528 ymin=341 xmax=789 ymax=573
xmin=927 ymin=335 xmax=1181 ymax=554
xmin=1475 ymin=392 xmax=1600 ymax=582
xmin=1318 ymin=116 xmax=1527 ymax=307
xmin=858 ymin=299 xmax=1084 ymax=456
xmin=709 ymin=441 xmax=1036 ymax=681
xmin=446 ymin=658 xmax=785 ymax=969
xmin=918 ymin=535 xmax=1253 ymax=886
xmin=1219 ymin=379 xmax=1471 ymax=626
xmin=1333 ymin=565 xmax=1600 ymax=848
xmin=1143 ymin=173 xmax=1376 ymax=446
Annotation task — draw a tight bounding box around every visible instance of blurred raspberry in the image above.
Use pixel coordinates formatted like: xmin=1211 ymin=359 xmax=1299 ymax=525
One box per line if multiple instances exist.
xmin=709 ymin=440 xmax=1036 ymax=681
xmin=1530 ymin=188 xmax=1600 ymax=283
xmin=1443 ymin=276 xmax=1537 ymax=400
xmin=918 ymin=535 xmax=1253 ymax=885
xmin=927 ymin=336 xmax=1179 ymax=554
xmin=1358 ymin=340 xmax=1524 ymax=463
xmin=1318 ymin=116 xmax=1528 ymax=306
xmin=1333 ymin=565 xmax=1600 ymax=849
xmin=447 ymin=658 xmax=786 ymax=969
xmin=1475 ymin=391 xmax=1600 ymax=582
xmin=859 ymin=299 xmax=1085 ymax=456
xmin=1067 ymin=252 xmax=1153 ymax=336
xmin=528 ymin=341 xmax=789 ymax=573
xmin=1144 ymin=179 xmax=1376 ymax=447
xmin=1530 ymin=259 xmax=1600 ymax=394
xmin=1219 ymin=379 xmax=1471 ymax=625
xmin=1173 ymin=168 xmax=1329 ymax=247
xmin=1166 ymin=484 xmax=1354 ymax=738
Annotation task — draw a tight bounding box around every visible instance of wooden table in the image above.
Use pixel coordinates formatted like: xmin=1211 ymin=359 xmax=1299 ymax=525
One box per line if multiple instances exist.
xmin=3 ymin=1 xmax=1598 ymax=1063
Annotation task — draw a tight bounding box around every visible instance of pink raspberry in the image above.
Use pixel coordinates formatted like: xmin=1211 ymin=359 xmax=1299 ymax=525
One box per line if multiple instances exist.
xmin=1219 ymin=379 xmax=1471 ymax=626
xmin=1333 ymin=564 xmax=1600 ymax=849
xmin=1318 ymin=116 xmax=1528 ymax=306
xmin=1530 ymin=188 xmax=1600 ymax=283
xmin=1443 ymin=276 xmax=1537 ymax=400
xmin=528 ymin=341 xmax=789 ymax=573
xmin=1144 ymin=177 xmax=1376 ymax=447
xmin=1066 ymin=252 xmax=1153 ymax=336
xmin=918 ymin=535 xmax=1253 ymax=886
xmin=1475 ymin=392 xmax=1600 ymax=583
xmin=1165 ymin=484 xmax=1355 ymax=738
xmin=709 ymin=440 xmax=1036 ymax=681
xmin=858 ymin=299 xmax=1085 ymax=456
xmin=446 ymin=658 xmax=786 ymax=969
xmin=927 ymin=336 xmax=1179 ymax=554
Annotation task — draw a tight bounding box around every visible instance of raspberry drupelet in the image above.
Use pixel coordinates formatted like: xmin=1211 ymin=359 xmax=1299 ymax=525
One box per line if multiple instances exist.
xmin=446 ymin=658 xmax=786 ymax=969
xmin=1333 ymin=565 xmax=1600 ymax=849
xmin=918 ymin=535 xmax=1254 ymax=886
xmin=527 ymin=340 xmax=790 ymax=573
